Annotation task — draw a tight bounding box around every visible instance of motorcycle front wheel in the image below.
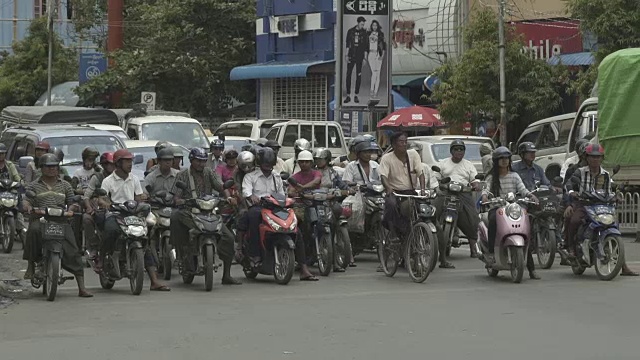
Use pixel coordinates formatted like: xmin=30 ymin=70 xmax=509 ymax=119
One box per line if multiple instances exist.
xmin=45 ymin=252 xmax=60 ymax=302
xmin=334 ymin=225 xmax=352 ymax=270
xmin=509 ymin=247 xmax=524 ymax=284
xmin=2 ymin=216 xmax=15 ymax=253
xmin=595 ymin=235 xmax=624 ymax=281
xmin=273 ymin=245 xmax=295 ymax=285
xmin=129 ymin=248 xmax=144 ymax=295
xmin=316 ymin=230 xmax=333 ymax=277
xmin=204 ymin=244 xmax=215 ymax=292
xmin=536 ymin=228 xmax=557 ymax=269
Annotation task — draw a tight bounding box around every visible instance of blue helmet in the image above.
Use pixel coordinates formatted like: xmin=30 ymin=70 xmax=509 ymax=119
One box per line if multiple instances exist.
xmin=189 ymin=148 xmax=208 ymax=161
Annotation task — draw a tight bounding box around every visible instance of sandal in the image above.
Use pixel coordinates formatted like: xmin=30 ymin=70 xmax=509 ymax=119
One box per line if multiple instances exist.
xmin=439 ymin=262 xmax=455 ymax=269
xmin=150 ymin=285 xmax=171 ymax=291
xmin=300 ymin=275 xmax=319 ymax=281
xmin=78 ymin=290 xmax=94 ymax=298
xmin=348 ymin=262 xmax=357 ymax=267
xmin=333 ymin=267 xmax=346 ymax=273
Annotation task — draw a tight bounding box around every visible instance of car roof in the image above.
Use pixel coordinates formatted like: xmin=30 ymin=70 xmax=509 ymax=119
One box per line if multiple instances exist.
xmin=127 ymin=115 xmax=200 ymax=124
xmin=223 ymin=118 xmax=289 ymax=124
xmin=124 ymin=140 xmax=183 ymax=149
xmin=92 ymin=124 xmax=126 ymax=131
xmin=410 ymin=139 xmax=490 ymax=146
xmin=275 ymin=120 xmax=336 ymax=125
xmin=4 ymin=124 xmax=120 ymax=138
xmin=408 ymin=135 xmax=494 ymax=144
xmin=527 ymin=112 xmax=577 ymax=127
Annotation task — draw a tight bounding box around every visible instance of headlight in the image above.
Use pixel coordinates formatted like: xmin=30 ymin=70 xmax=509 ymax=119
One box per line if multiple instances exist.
xmin=196 ymin=198 xmax=218 ymax=211
xmin=1 ymin=197 xmax=16 ymax=207
xmin=596 ymin=214 xmax=614 ymax=225
xmin=445 ymin=215 xmax=453 ymax=223
xmin=372 ymin=184 xmax=384 ymax=193
xmin=420 ymin=203 xmax=435 ymax=217
xmin=506 ymin=203 xmax=523 ymax=220
xmin=265 ymin=216 xmax=282 ymax=231
xmin=125 ymin=225 xmax=147 ymax=237
xmin=47 ymin=208 xmax=64 ymax=217
xmin=146 ymin=212 xmax=157 ymax=227
xmin=449 ymin=184 xmax=462 ymax=192
xmin=159 ymin=217 xmax=171 ymax=227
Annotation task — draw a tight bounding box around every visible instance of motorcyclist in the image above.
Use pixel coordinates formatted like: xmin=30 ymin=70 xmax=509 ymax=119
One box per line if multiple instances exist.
xmin=207 ymin=139 xmax=225 ymax=170
xmin=145 ymin=148 xmax=178 ymax=196
xmin=480 ymin=143 xmax=493 ymax=176
xmin=265 ymin=140 xmax=287 ymax=174
xmin=83 ymin=152 xmax=116 ymax=261
xmin=512 ymin=142 xmax=550 ymax=190
xmin=283 ymin=138 xmax=311 ymax=175
xmin=172 ymin=146 xmax=184 ymax=170
xmin=100 ymin=149 xmax=169 ymax=291
xmin=228 ymin=151 xmax=255 ymax=258
xmin=435 ymin=139 xmax=482 ymax=263
xmin=146 ymin=141 xmax=172 ymax=173
xmin=0 ymin=143 xmax=26 ymax=249
xmin=25 ymin=141 xmax=50 ymax=183
xmin=215 ymin=149 xmax=238 ymax=182
xmin=314 ymin=148 xmax=347 ymax=189
xmin=481 ymin=147 xmax=540 ymax=280
xmin=22 ymin=153 xmax=92 ymax=297
xmin=563 ymin=142 xmax=588 ymax=185
xmin=241 ymin=147 xmax=318 ymax=281
xmin=333 ymin=135 xmax=366 ymax=167
xmin=560 ymin=138 xmax=589 ymax=179
xmin=170 ymin=147 xmax=240 ymax=285
xmin=72 ymin=147 xmax=101 ymax=195
xmin=48 ymin=147 xmax=70 ymax=179
xmin=342 ymin=141 xmax=381 ymax=185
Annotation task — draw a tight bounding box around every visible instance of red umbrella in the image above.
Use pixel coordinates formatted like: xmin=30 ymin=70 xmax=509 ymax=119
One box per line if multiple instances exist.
xmin=377 ymin=106 xmax=444 ymax=128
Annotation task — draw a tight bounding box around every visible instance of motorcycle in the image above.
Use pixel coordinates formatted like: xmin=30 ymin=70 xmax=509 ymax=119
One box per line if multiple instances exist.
xmin=240 ymin=179 xmax=297 ymax=285
xmin=477 ymin=192 xmax=536 ymax=283
xmin=93 ymin=188 xmax=150 ymax=295
xmin=25 ymin=191 xmax=82 ymax=301
xmin=559 ymin=188 xmax=625 ymax=280
xmin=528 ymin=184 xmax=561 ymax=269
xmin=146 ymin=186 xmax=176 ymax=281
xmin=0 ymin=178 xmax=21 ymax=253
xmin=174 ymin=181 xmax=225 ymax=292
xmin=349 ymin=182 xmax=386 ymax=256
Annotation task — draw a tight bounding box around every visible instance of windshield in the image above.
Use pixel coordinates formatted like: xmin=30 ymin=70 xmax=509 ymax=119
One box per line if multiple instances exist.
xmin=215 ymin=123 xmax=253 ymax=137
xmin=431 ymin=143 xmax=483 ymax=162
xmin=45 ymin=136 xmax=123 ymax=165
xmin=224 ymin=139 xmax=252 ymax=151
xmin=140 ymin=122 xmax=209 ymax=149
xmin=110 ymin=129 xmax=129 ymax=140
xmin=130 ymin=146 xmax=191 ymax=172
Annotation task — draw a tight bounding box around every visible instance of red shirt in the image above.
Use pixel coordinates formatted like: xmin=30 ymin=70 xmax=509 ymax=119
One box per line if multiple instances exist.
xmin=292 ymin=170 xmax=322 ymax=189
xmin=215 ymin=164 xmax=236 ymax=182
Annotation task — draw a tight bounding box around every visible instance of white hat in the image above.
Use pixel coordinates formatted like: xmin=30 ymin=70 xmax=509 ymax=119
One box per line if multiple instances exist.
xmin=297 ymin=150 xmax=314 ymax=161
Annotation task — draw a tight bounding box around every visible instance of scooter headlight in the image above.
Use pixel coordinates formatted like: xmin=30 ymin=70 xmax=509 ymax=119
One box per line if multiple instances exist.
xmin=159 ymin=217 xmax=171 ymax=227
xmin=265 ymin=216 xmax=282 ymax=231
xmin=419 ymin=203 xmax=435 ymax=217
xmin=448 ymin=183 xmax=462 ymax=192
xmin=196 ymin=198 xmax=218 ymax=211
xmin=372 ymin=184 xmax=385 ymax=193
xmin=506 ymin=203 xmax=523 ymax=220
xmin=1 ymin=197 xmax=16 ymax=207
xmin=123 ymin=225 xmax=147 ymax=237
xmin=596 ymin=214 xmax=614 ymax=225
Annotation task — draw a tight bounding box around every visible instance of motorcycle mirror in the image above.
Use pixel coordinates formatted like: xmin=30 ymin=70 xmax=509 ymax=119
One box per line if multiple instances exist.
xmin=280 ymin=172 xmax=290 ymax=180
xmin=25 ymin=190 xmax=36 ymax=199
xmin=431 ymin=166 xmax=441 ymax=173
xmin=133 ymin=154 xmax=144 ymax=165
xmin=535 ymin=180 xmax=541 ymax=187
xmin=175 ymin=181 xmax=188 ymax=190
xmin=145 ymin=184 xmax=153 ymax=194
xmin=613 ymin=164 xmax=621 ymax=176
xmin=442 ymin=176 xmax=451 ymax=183
xmin=475 ymin=174 xmax=485 ymax=180
xmin=94 ymin=188 xmax=108 ymax=197
xmin=18 ymin=156 xmax=34 ymax=169
xmin=223 ymin=179 xmax=235 ymax=190
xmin=287 ymin=177 xmax=298 ymax=186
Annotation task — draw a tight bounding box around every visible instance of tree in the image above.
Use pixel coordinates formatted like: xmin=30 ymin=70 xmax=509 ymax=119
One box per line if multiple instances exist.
xmin=74 ymin=0 xmax=256 ymax=117
xmin=566 ymin=0 xmax=640 ymax=99
xmin=431 ymin=9 xmax=566 ymax=140
xmin=0 ymin=18 xmax=78 ymax=109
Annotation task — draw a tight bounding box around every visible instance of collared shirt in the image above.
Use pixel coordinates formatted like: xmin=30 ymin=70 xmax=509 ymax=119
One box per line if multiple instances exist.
xmin=342 ymin=160 xmax=381 ymax=185
xmin=206 ymin=155 xmax=224 ymax=171
xmin=101 ymin=171 xmax=143 ymax=204
xmin=378 ymin=149 xmax=423 ymax=191
xmin=566 ymin=166 xmax=611 ymax=196
xmin=144 ymin=167 xmax=178 ymax=196
xmin=560 ymin=154 xmax=579 ymax=179
xmin=83 ymin=171 xmax=108 ymax=200
xmin=482 ymin=172 xmax=530 ymax=198
xmin=282 ymin=158 xmax=301 ymax=175
xmin=25 ymin=177 xmax=74 ymax=208
xmin=437 ymin=157 xmax=478 ymax=184
xmin=512 ymin=160 xmax=550 ymax=191
xmin=242 ymin=169 xmax=285 ymax=198
xmin=173 ymin=167 xmax=223 ymax=199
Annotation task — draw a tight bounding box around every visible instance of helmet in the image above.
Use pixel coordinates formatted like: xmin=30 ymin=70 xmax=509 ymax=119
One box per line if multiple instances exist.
xmin=480 ymin=143 xmax=493 ymax=156
xmin=36 ymin=141 xmax=50 ymax=151
xmin=81 ymin=147 xmax=99 ymax=160
xmin=154 ymin=141 xmax=171 ymax=155
xmin=450 ymin=139 xmax=466 ymax=152
xmin=518 ymin=142 xmax=537 ymax=155
xmin=313 ymin=148 xmax=332 ymax=162
xmin=172 ymin=146 xmax=183 ymax=158
xmin=50 ymin=147 xmax=64 ymax=162
xmin=355 ymin=141 xmax=376 ymax=154
xmin=575 ymin=138 xmax=589 ymax=154
xmin=297 ymin=150 xmax=314 ymax=161
xmin=0 ymin=144 xmax=7 ymax=154
xmin=256 ymin=138 xmax=268 ymax=147
xmin=237 ymin=151 xmax=255 ymax=173
xmin=113 ymin=149 xmax=134 ymax=163
xmin=349 ymin=135 xmax=366 ymax=151
xmin=584 ymin=143 xmax=605 ymax=156
xmin=492 ymin=146 xmax=512 ymax=160
xmin=100 ymin=152 xmax=114 ymax=164
xmin=189 ymin=148 xmax=208 ymax=161
xmin=157 ymin=148 xmax=174 ymax=160
xmin=210 ymin=139 xmax=224 ymax=150
xmin=257 ymin=147 xmax=277 ymax=167
xmin=225 ymin=149 xmax=238 ymax=159
xmin=40 ymin=153 xmax=60 ymax=167
xmin=265 ymin=140 xmax=281 ymax=150
xmin=294 ymin=138 xmax=311 ymax=151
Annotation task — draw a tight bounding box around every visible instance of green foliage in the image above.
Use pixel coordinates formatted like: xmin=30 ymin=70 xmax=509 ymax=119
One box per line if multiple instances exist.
xmin=0 ymin=18 xmax=78 ymax=109
xmin=431 ymin=9 xmax=564 ymax=129
xmin=74 ymin=0 xmax=256 ymax=117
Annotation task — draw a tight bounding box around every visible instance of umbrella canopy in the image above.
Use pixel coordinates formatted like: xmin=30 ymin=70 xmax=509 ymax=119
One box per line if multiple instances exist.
xmin=377 ymin=106 xmax=444 ymax=128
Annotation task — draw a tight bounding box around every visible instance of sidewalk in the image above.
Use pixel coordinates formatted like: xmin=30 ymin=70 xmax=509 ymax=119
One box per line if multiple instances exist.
xmin=0 ymin=243 xmax=35 ymax=308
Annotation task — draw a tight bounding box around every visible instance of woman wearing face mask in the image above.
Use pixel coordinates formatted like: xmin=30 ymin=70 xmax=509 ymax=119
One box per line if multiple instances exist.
xmin=216 ymin=149 xmax=238 ymax=182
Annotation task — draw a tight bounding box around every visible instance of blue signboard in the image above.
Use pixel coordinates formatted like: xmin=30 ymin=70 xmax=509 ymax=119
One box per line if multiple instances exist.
xmin=79 ymin=52 xmax=107 ymax=84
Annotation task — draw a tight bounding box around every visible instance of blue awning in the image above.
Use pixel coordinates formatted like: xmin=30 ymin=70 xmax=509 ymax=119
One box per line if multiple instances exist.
xmin=547 ymin=52 xmax=595 ymax=66
xmin=230 ymin=60 xmax=335 ymax=80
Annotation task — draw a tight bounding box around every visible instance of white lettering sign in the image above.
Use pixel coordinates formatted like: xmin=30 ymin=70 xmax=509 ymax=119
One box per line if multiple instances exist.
xmin=521 ymin=39 xmax=562 ymax=60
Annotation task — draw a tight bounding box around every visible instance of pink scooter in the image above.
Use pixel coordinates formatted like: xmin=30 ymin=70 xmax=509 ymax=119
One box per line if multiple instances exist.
xmin=477 ymin=192 xmax=536 ymax=283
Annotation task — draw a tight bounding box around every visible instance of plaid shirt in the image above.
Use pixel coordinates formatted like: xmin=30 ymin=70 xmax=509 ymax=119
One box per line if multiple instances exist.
xmin=565 ymin=166 xmax=611 ymax=197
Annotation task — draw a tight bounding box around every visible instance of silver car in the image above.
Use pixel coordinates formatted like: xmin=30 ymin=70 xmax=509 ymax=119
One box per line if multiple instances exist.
xmin=407 ymin=137 xmax=495 ymax=176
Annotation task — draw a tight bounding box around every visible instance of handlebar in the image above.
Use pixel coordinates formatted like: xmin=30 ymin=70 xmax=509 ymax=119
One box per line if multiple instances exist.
xmin=28 ymin=208 xmax=80 ymax=217
xmin=393 ymin=192 xmax=431 ymax=200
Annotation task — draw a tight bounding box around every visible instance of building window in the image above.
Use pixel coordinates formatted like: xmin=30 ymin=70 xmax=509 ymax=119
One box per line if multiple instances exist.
xmin=34 ymin=0 xmax=44 ymax=18
xmin=272 ymin=75 xmax=327 ymax=121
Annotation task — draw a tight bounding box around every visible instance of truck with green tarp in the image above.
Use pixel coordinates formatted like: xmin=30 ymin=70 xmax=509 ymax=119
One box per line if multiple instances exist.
xmin=566 ymin=48 xmax=640 ymax=188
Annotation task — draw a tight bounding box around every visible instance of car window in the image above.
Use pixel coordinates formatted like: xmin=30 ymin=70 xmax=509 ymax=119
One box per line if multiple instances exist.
xmin=45 ymin=136 xmax=124 ymax=165
xmin=536 ymin=124 xmax=556 ymax=150
xmin=141 ymin=122 xmax=209 ymax=149
xmin=12 ymin=139 xmax=28 ymax=162
xmin=0 ymin=131 xmax=17 ymax=148
xmin=127 ymin=126 xmax=138 ymax=140
xmin=327 ymin=126 xmax=342 ymax=148
xmin=215 ymin=123 xmax=253 ymax=138
xmin=283 ymin=125 xmax=298 ymax=146
xmin=313 ymin=125 xmax=327 ymax=148
xmin=518 ymin=127 xmax=541 ymax=147
xmin=431 ymin=143 xmax=482 ymax=161
xmin=556 ymin=118 xmax=572 ymax=147
xmin=300 ymin=125 xmax=312 ymax=144
xmin=265 ymin=127 xmax=279 ymax=141
xmin=260 ymin=122 xmax=280 ymax=137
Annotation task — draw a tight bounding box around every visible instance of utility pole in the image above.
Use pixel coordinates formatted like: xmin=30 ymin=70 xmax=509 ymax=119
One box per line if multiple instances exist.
xmin=46 ymin=0 xmax=56 ymax=106
xmin=107 ymin=0 xmax=124 ymax=107
xmin=498 ymin=0 xmax=507 ymax=146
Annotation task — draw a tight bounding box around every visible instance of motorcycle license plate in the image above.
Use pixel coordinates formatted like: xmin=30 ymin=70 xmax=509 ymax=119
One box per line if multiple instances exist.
xmin=124 ymin=216 xmax=145 ymax=226
xmin=317 ymin=208 xmax=325 ymax=216
xmin=43 ymin=223 xmax=65 ymax=239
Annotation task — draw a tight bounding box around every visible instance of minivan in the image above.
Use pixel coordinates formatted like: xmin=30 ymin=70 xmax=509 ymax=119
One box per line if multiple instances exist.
xmin=265 ymin=121 xmax=348 ymax=160
xmin=214 ymin=119 xmax=289 ymax=141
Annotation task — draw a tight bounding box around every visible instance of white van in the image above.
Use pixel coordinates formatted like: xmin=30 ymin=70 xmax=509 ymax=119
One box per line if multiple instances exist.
xmin=514 ymin=112 xmax=575 ymax=179
xmin=214 ymin=118 xmax=288 ymax=140
xmin=265 ymin=120 xmax=348 ymax=160
xmin=125 ymin=115 xmax=210 ymax=150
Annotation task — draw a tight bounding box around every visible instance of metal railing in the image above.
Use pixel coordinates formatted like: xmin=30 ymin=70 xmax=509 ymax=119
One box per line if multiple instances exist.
xmin=617 ymin=192 xmax=640 ymax=237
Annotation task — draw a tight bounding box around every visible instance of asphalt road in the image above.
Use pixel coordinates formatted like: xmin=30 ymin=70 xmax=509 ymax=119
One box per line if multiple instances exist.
xmin=1 ymin=241 xmax=640 ymax=360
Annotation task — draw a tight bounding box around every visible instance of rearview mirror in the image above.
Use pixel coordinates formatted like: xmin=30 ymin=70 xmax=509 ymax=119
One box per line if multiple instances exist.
xmin=18 ymin=156 xmax=34 ymax=169
xmin=475 ymin=174 xmax=485 ymax=180
xmin=223 ymin=179 xmax=235 ymax=190
xmin=508 ymin=142 xmax=514 ymax=152
xmin=134 ymin=154 xmax=144 ymax=165
xmin=431 ymin=166 xmax=441 ymax=173
xmin=280 ymin=172 xmax=290 ymax=181
xmin=287 ymin=177 xmax=298 ymax=186
xmin=145 ymin=184 xmax=153 ymax=194
xmin=25 ymin=190 xmax=36 ymax=199
xmin=613 ymin=164 xmax=621 ymax=176
xmin=94 ymin=188 xmax=107 ymax=197
xmin=175 ymin=181 xmax=188 ymax=190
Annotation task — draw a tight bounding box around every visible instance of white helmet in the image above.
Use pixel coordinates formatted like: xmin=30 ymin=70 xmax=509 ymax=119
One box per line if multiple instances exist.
xmin=297 ymin=150 xmax=314 ymax=161
xmin=294 ymin=138 xmax=311 ymax=151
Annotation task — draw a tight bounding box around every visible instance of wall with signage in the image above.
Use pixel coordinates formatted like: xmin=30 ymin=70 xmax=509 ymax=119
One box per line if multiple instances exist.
xmin=511 ymin=19 xmax=584 ymax=60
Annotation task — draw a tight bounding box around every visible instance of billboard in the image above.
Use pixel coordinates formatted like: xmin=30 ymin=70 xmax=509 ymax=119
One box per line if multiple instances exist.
xmin=340 ymin=0 xmax=391 ymax=109
xmin=79 ymin=52 xmax=107 ymax=85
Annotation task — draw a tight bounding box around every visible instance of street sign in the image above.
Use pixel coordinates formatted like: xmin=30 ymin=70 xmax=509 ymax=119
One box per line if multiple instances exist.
xmin=79 ymin=52 xmax=107 ymax=84
xmin=141 ymin=92 xmax=156 ymax=111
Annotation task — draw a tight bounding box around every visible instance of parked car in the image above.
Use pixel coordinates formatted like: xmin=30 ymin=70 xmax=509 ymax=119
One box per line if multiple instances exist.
xmin=0 ymin=124 xmax=127 ymax=177
xmin=124 ymin=140 xmax=191 ymax=183
xmin=407 ymin=137 xmax=495 ymax=175
xmin=214 ymin=118 xmax=288 ymax=141
xmin=512 ymin=112 xmax=575 ymax=179
xmin=265 ymin=120 xmax=348 ymax=160
xmin=0 ymin=106 xmax=119 ymax=132
xmin=92 ymin=124 xmax=129 ymax=140
xmin=124 ymin=115 xmax=210 ymax=151
xmin=206 ymin=135 xmax=253 ymax=151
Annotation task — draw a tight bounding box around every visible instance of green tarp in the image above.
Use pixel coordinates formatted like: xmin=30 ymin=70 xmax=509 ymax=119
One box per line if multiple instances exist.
xmin=598 ymin=48 xmax=640 ymax=166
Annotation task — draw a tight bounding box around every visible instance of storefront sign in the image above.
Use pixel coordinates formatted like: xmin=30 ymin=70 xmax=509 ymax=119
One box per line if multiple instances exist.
xmin=511 ymin=20 xmax=583 ymax=60
xmin=272 ymin=15 xmax=299 ymax=38
xmin=391 ymin=19 xmax=425 ymax=49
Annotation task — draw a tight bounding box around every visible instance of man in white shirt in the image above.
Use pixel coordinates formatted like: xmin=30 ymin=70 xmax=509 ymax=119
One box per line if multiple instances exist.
xmin=282 ymin=138 xmax=311 ymax=175
xmin=342 ymin=141 xmax=381 ymax=185
xmin=100 ymin=149 xmax=169 ymax=291
xmin=434 ymin=139 xmax=482 ymax=264
xmin=72 ymin=147 xmax=101 ymax=194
